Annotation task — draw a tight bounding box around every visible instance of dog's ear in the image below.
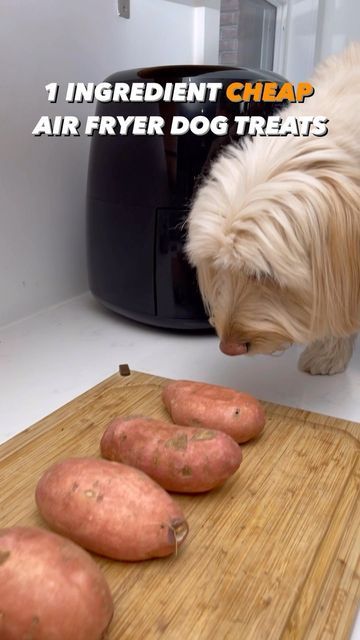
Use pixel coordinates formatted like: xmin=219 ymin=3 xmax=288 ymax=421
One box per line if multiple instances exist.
xmin=205 ymin=215 xmax=310 ymax=289
xmin=187 ymin=212 xmax=309 ymax=288
xmin=311 ymin=201 xmax=360 ymax=336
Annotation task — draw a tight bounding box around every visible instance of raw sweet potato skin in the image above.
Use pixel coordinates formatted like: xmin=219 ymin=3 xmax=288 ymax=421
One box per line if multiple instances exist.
xmin=35 ymin=457 xmax=188 ymax=561
xmin=100 ymin=416 xmax=242 ymax=493
xmin=0 ymin=526 xmax=113 ymax=640
xmin=162 ymin=380 xmax=266 ymax=443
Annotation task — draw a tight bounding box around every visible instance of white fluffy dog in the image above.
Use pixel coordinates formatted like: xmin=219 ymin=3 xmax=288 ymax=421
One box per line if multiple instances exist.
xmin=186 ymin=43 xmax=360 ymax=374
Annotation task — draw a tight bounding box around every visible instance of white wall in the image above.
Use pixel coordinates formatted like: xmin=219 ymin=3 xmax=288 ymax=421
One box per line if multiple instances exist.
xmin=282 ymin=0 xmax=320 ymax=82
xmin=283 ymin=0 xmax=360 ymax=83
xmin=193 ymin=6 xmax=220 ymax=64
xmin=0 ymin=0 xmax=196 ymax=326
xmin=315 ymin=0 xmax=360 ymax=62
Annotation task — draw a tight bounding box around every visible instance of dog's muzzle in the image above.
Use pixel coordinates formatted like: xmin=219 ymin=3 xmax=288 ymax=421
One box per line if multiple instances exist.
xmin=219 ymin=341 xmax=249 ymax=356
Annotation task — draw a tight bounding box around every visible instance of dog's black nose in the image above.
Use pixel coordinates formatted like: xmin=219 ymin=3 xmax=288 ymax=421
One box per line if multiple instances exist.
xmin=219 ymin=341 xmax=249 ymax=356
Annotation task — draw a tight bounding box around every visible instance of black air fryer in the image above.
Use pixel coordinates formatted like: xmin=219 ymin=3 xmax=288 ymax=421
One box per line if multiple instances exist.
xmin=87 ymin=65 xmax=285 ymax=329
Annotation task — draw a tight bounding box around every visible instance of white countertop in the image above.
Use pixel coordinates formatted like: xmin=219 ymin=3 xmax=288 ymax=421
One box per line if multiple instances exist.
xmin=1 ymin=292 xmax=359 ymax=637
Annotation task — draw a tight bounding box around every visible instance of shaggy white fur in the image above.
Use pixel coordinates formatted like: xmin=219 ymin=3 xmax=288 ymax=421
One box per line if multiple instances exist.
xmin=186 ymin=43 xmax=360 ymax=374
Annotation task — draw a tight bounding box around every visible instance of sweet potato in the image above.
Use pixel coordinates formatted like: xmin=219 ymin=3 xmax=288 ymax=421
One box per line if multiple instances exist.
xmin=100 ymin=415 xmax=242 ymax=493
xmin=35 ymin=457 xmax=188 ymax=561
xmin=0 ymin=526 xmax=113 ymax=640
xmin=162 ymin=379 xmax=266 ymax=443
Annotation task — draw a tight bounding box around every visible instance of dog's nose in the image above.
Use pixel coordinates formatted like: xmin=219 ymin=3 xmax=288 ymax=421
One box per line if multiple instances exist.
xmin=219 ymin=340 xmax=249 ymax=356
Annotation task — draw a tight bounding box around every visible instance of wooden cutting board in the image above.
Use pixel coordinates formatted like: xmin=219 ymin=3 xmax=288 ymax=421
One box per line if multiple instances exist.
xmin=1 ymin=368 xmax=359 ymax=640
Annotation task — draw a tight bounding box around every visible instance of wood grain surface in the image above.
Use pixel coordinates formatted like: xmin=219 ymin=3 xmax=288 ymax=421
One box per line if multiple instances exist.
xmin=0 ymin=368 xmax=359 ymax=639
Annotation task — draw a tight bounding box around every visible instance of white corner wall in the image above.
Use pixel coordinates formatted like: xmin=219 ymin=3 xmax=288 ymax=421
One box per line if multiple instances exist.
xmin=283 ymin=0 xmax=360 ymax=84
xmin=315 ymin=0 xmax=360 ymax=62
xmin=282 ymin=0 xmax=320 ymax=83
xmin=0 ymin=0 xmax=196 ymax=326
xmin=193 ymin=6 xmax=221 ymax=64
